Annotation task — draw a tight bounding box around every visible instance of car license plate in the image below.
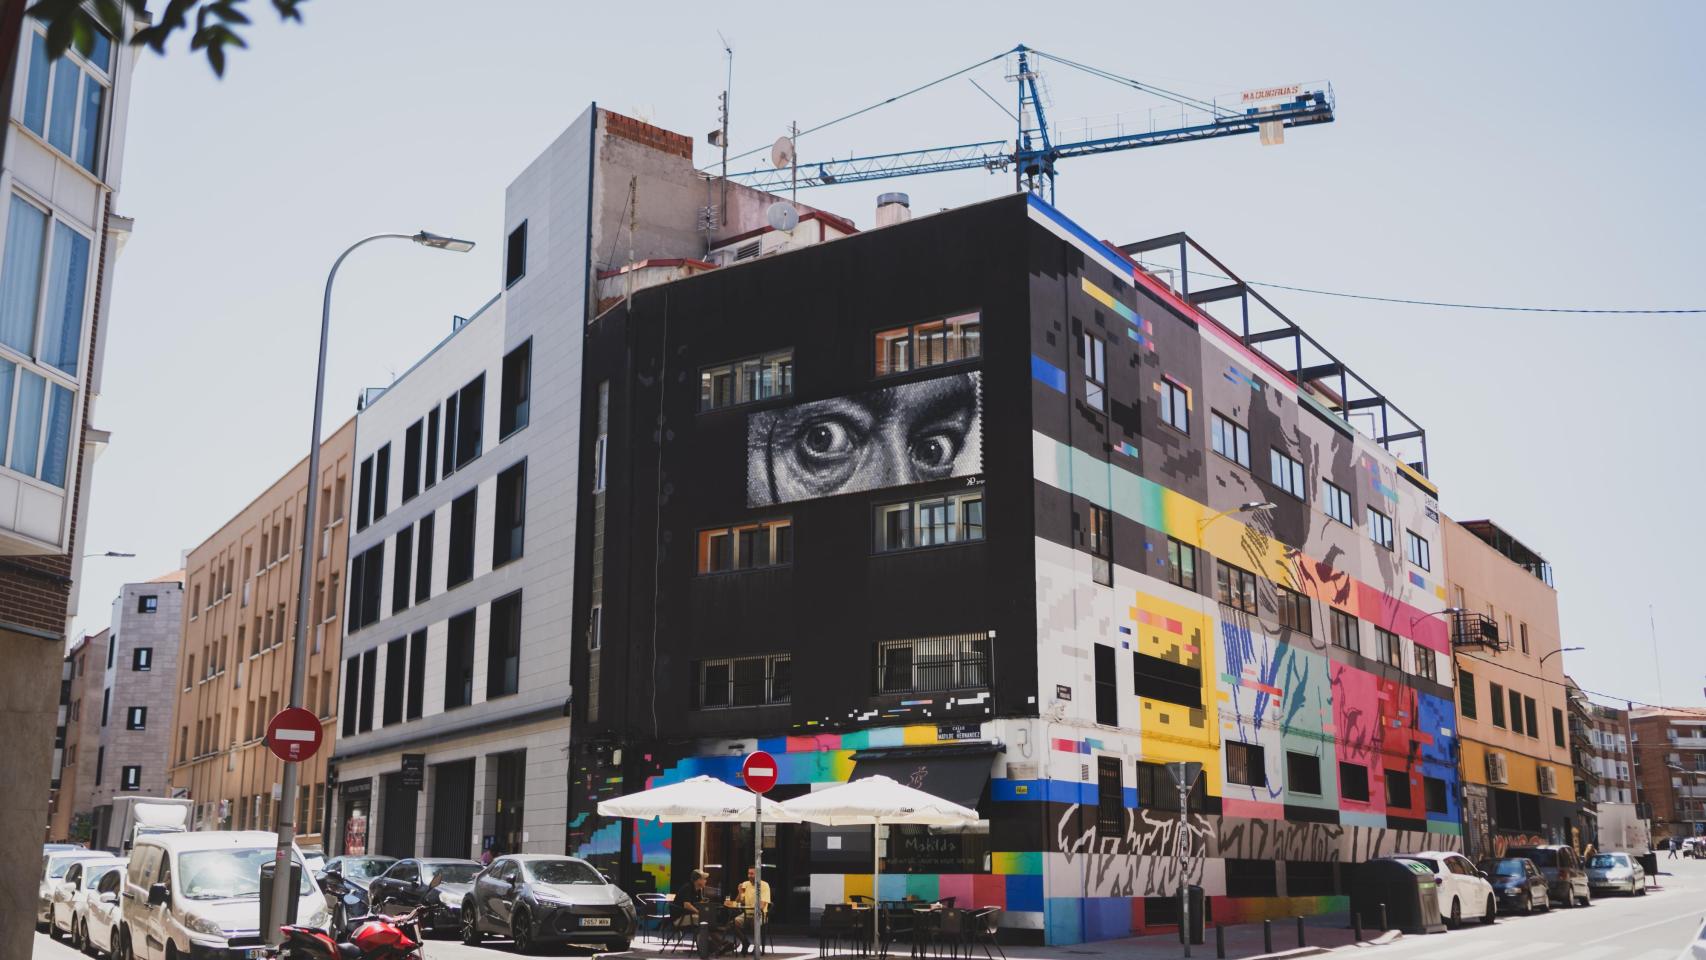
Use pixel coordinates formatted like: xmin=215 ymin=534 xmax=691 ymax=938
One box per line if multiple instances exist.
xmin=580 ymin=917 xmax=612 ymax=927
xmin=245 ymin=949 xmax=269 ymax=959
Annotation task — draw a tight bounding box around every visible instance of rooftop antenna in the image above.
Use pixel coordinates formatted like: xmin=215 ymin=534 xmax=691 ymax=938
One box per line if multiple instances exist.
xmin=714 ymin=33 xmax=734 ymax=227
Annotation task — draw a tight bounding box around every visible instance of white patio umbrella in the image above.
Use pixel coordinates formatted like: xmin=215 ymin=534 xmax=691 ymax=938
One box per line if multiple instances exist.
xmin=780 ymin=775 xmax=980 ymax=950
xmin=597 ymin=775 xmax=799 ymax=873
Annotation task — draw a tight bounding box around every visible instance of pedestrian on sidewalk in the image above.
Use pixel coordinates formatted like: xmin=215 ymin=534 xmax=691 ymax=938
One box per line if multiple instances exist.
xmin=1667 ymin=836 xmax=1679 ymax=859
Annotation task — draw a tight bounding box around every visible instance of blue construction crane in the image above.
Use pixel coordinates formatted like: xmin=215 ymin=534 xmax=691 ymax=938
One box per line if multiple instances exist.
xmin=724 ymin=45 xmax=1334 ymax=202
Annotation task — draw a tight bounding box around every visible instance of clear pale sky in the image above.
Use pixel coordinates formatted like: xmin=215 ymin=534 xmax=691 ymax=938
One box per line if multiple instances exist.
xmin=73 ymin=1 xmax=1705 ymax=710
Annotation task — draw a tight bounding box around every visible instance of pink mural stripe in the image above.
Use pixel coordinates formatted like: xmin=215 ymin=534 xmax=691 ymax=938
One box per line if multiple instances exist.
xmin=1220 ymin=797 xmax=1286 ymax=820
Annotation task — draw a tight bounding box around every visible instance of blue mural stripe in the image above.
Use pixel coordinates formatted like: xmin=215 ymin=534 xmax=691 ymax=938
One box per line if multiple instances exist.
xmin=1031 ymin=353 xmax=1067 ymax=393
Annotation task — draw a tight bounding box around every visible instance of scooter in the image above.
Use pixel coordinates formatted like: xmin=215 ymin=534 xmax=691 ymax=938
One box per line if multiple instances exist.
xmin=274 ymin=874 xmax=443 ymax=959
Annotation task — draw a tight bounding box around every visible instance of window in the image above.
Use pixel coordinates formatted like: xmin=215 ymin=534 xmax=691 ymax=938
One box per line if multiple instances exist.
xmin=1225 ymin=859 xmax=1277 ymax=897
xmin=1423 ymin=776 xmax=1449 ymax=814
xmin=487 ymin=591 xmax=522 ymax=700
xmin=1509 ymin=689 xmax=1524 ymax=735
xmin=874 ymin=312 xmax=980 ymax=376
xmin=1490 ymin=682 xmax=1507 ymax=728
xmin=448 ymin=489 xmax=477 ymax=588
xmin=1158 ymin=377 xmax=1189 ymax=433
xmin=592 ymin=382 xmax=609 ymax=493
xmin=131 ymin=647 xmax=152 ymax=671
xmin=406 ymin=630 xmax=426 ymax=721
xmin=137 ymin=595 xmax=158 ymax=613
xmin=1269 ymin=449 xmax=1306 ymax=499
xmin=453 ymin=374 xmax=484 ymax=470
xmin=1136 ymin=761 xmax=1206 ymax=812
xmin=445 ymin=611 xmax=475 ymax=709
xmin=341 ymin=656 xmax=360 ymax=736
xmin=101 ymin=688 xmax=109 ymax=725
xmin=443 ymin=391 xmax=459 ymax=477
xmin=346 ymin=544 xmax=384 ymax=631
xmin=1384 ymin=769 xmax=1411 ymax=808
xmin=588 ymin=604 xmax=602 ymax=651
xmin=695 ymin=654 xmax=791 ymax=708
xmin=1081 ymin=332 xmax=1106 ymax=411
xmin=1216 ymin=563 xmax=1258 ymax=615
xmin=1226 ymin=741 xmax=1266 ymax=787
xmin=414 ymin=514 xmax=434 ymax=603
xmin=1339 ymin=761 xmax=1370 ymax=802
xmin=699 ymin=517 xmax=792 ymax=573
xmin=1165 ymin=538 xmax=1196 ymax=590
xmin=1210 ymin=412 xmax=1250 ymax=467
xmin=1087 ymin=505 xmax=1111 ymax=586
xmin=1366 ymin=506 xmax=1394 ymax=549
xmin=382 ymin=637 xmax=406 ymax=726
xmin=372 ymin=443 xmax=390 ymax=522
xmin=1553 ymin=707 xmax=1566 ymax=748
xmin=1275 ymin=585 xmax=1312 ymax=636
xmin=1459 ymin=671 xmax=1477 ymax=719
xmin=1524 ymin=696 xmax=1539 ymax=740
xmin=358 ymin=648 xmax=376 ymax=733
xmin=492 ymin=461 xmax=526 ymax=567
xmin=875 ymin=490 xmax=982 ymax=553
xmin=1329 ymin=609 xmax=1358 ymax=652
xmin=126 ymin=705 xmax=145 ymax=730
xmin=22 ymin=23 xmax=111 ymax=173
xmin=1287 ymin=751 xmax=1322 ymax=795
xmin=392 ymin=526 xmax=413 ymax=615
xmin=121 ymin=765 xmax=140 ymax=792
xmin=500 ymin=339 xmax=531 ymax=437
xmin=505 ymin=221 xmax=527 ymax=287
xmin=1094 ymin=644 xmax=1118 ymax=726
xmin=1405 ymin=530 xmax=1431 ymax=571
xmin=1377 ymin=628 xmax=1402 ymax=669
xmin=1097 ymin=756 xmax=1124 ymax=834
xmin=401 ymin=420 xmax=422 ymax=503
xmin=1520 ymin=622 xmax=1529 ymax=655
xmin=700 ymin=350 xmax=793 ymax=411
xmin=107 ymin=634 xmax=115 ymax=668
xmin=1321 ymin=480 xmax=1353 ymax=526
xmin=0 ymin=200 xmax=86 ymax=485
xmin=875 ymin=633 xmax=990 ymax=693
xmin=356 ymin=457 xmax=373 ymax=531
xmin=420 ymin=410 xmax=440 ymax=493
xmin=1133 ymin=651 xmax=1202 ymax=708
xmin=1416 ymin=648 xmax=1436 ymax=682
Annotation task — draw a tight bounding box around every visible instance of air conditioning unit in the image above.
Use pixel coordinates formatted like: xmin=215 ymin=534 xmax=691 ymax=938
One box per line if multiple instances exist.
xmin=1538 ymin=766 xmax=1558 ymax=795
xmin=1486 ymin=752 xmax=1509 ymax=785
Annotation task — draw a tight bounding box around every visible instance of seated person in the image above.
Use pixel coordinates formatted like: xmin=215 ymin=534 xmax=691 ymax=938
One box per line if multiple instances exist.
xmin=671 ymin=870 xmax=712 ymax=930
xmin=731 ymin=867 xmax=772 ymax=954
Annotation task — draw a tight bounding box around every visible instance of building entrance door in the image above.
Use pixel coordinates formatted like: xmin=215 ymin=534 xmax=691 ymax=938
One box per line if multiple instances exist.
xmin=381 ymin=772 xmax=418 ymax=858
xmin=431 ymin=759 xmax=475 ymax=859
xmin=494 ymin=750 xmax=526 ymax=855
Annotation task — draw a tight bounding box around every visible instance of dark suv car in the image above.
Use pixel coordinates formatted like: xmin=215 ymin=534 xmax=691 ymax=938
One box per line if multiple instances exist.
xmin=460 ymin=854 xmax=637 ymax=953
xmin=1504 ymin=845 xmax=1590 ymax=907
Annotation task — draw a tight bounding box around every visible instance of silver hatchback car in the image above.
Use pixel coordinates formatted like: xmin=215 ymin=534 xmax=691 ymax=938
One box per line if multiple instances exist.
xmin=1586 ymin=851 xmax=1647 ymax=896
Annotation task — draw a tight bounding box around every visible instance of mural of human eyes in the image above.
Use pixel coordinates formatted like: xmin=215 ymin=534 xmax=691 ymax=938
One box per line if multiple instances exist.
xmin=747 ymin=372 xmax=982 ymax=506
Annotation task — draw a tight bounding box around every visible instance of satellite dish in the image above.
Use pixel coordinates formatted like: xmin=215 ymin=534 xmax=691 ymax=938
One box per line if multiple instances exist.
xmin=766 ymin=201 xmax=799 ymax=233
xmin=771 ymin=135 xmax=796 ymax=169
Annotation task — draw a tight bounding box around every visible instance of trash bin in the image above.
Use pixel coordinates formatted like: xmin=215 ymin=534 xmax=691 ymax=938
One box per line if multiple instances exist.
xmin=1350 ymin=859 xmax=1446 ymax=935
xmin=1639 ymin=851 xmax=1658 ymax=881
xmin=259 ymin=859 xmax=304 ymax=935
xmin=1185 ymin=884 xmax=1205 ymax=945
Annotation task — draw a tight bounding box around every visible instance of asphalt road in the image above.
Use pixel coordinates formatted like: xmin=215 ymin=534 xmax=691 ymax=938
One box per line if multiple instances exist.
xmin=32 ymin=858 xmax=1706 ymax=959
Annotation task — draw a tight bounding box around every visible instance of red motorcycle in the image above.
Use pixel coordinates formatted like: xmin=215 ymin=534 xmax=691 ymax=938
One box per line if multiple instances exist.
xmin=275 ymin=875 xmax=442 ymax=959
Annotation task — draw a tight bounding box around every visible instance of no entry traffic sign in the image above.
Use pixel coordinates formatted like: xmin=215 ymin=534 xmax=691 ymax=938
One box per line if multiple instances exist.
xmin=265 ymin=707 xmax=324 ymax=763
xmin=741 ymin=750 xmax=778 ymax=794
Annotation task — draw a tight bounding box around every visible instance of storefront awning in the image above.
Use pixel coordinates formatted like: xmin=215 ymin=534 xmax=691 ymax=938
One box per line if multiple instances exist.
xmin=848 ymin=744 xmax=997 ymax=812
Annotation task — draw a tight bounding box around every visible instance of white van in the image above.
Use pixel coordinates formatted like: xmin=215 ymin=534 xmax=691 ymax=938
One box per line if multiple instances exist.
xmin=117 ymin=830 xmax=328 ymax=960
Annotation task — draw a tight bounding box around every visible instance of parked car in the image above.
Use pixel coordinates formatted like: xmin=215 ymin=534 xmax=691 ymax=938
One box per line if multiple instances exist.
xmin=39 ymin=849 xmax=113 ymax=933
xmin=1386 ymin=851 xmax=1496 ymax=927
xmin=460 ymin=854 xmax=637 ymax=954
xmin=1587 ymin=851 xmax=1647 ymax=896
xmin=50 ymin=857 xmax=125 ymax=946
xmin=1682 ymin=837 xmax=1702 ymax=859
xmin=300 ymin=845 xmax=326 ymax=878
xmin=366 ymin=858 xmax=482 ymax=935
xmin=317 ymin=854 xmax=398 ymax=931
xmin=75 ymin=860 xmax=130 ymax=958
xmin=1478 ymin=857 xmax=1551 ymax=915
xmin=1506 ymin=844 xmax=1591 ymax=907
xmin=117 ymin=829 xmax=327 ymax=960
xmin=45 ymin=842 xmax=86 ymax=854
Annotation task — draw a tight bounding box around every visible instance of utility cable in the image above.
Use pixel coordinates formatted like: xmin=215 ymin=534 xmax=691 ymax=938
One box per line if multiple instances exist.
xmin=1028 ymin=48 xmax=1234 ymax=119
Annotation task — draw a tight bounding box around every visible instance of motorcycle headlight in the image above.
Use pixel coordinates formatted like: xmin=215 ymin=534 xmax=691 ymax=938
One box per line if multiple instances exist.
xmin=438 ymin=890 xmax=462 ymax=908
xmin=183 ymin=911 xmax=226 ymax=938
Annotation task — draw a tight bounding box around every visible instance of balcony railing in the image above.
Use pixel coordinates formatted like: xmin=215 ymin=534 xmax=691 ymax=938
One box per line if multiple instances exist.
xmin=1450 ymin=610 xmax=1505 ymax=651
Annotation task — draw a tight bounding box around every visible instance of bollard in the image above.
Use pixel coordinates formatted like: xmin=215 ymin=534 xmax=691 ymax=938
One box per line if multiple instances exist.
xmin=1262 ymin=918 xmax=1272 ymax=954
xmin=1296 ymin=916 xmax=1305 ymax=947
xmin=1379 ymin=902 xmax=1389 ymax=932
xmin=1352 ymin=910 xmax=1363 ymax=942
xmin=1214 ymin=923 xmax=1225 ymax=959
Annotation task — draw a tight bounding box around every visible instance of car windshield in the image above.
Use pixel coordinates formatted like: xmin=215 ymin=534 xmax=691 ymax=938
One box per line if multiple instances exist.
xmin=1588 ymin=854 xmax=1623 ymax=868
xmin=47 ymin=855 xmax=102 ymax=878
xmin=426 ymin=864 xmax=480 ymax=885
xmin=524 ymin=860 xmax=605 ymax=884
xmin=1396 ymin=857 xmax=1438 ymax=873
xmin=338 ymin=858 xmax=395 ymax=880
xmin=1515 ymin=849 xmax=1557 ymax=867
xmin=1485 ymin=860 xmax=1527 ymax=877
xmin=178 ymin=849 xmax=316 ymax=900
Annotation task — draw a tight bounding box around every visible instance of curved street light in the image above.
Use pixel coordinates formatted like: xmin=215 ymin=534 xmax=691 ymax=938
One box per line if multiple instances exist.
xmin=1540 ymin=645 xmax=1586 ymax=668
xmin=268 ymin=229 xmax=474 ymax=944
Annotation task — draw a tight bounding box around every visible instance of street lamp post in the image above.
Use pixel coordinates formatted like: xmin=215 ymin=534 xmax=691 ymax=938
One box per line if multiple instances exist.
xmin=1540 ymin=646 xmax=1585 ymax=669
xmin=267 ymin=231 xmax=473 ymax=944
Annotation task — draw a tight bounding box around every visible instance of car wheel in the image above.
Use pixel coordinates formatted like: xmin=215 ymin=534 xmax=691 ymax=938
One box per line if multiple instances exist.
xmin=1518 ymin=891 xmax=1532 ymax=915
xmin=511 ymin=908 xmax=535 ymax=954
xmin=111 ymin=929 xmax=130 ymax=960
xmin=462 ymin=900 xmax=484 ymax=946
xmin=613 ymin=939 xmax=631 ymax=952
xmin=1448 ymin=898 xmax=1461 ymax=928
xmin=50 ymin=916 xmax=64 ymax=941
xmin=1482 ymin=895 xmax=1497 ymax=924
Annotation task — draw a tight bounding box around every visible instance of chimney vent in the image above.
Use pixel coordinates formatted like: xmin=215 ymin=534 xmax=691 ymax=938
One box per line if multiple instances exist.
xmin=876 ymin=192 xmax=911 ymax=227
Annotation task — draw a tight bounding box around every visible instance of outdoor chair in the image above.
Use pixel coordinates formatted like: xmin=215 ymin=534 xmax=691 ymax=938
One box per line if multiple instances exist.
xmin=966 ymin=907 xmax=1005 ymax=960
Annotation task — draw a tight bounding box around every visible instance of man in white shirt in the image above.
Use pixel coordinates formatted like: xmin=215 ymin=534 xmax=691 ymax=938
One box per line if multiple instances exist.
xmin=733 ymin=867 xmax=771 ymax=954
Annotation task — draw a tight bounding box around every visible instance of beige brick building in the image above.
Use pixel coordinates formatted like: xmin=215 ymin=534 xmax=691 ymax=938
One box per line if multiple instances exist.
xmin=169 ymin=419 xmax=355 ymax=848
xmin=46 ymin=631 xmax=105 ymax=841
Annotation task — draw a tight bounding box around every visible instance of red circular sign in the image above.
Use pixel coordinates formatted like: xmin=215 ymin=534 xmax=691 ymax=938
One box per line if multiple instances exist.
xmin=741 ymin=751 xmax=778 ymax=795
xmin=265 ymin=707 xmax=324 ymax=763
